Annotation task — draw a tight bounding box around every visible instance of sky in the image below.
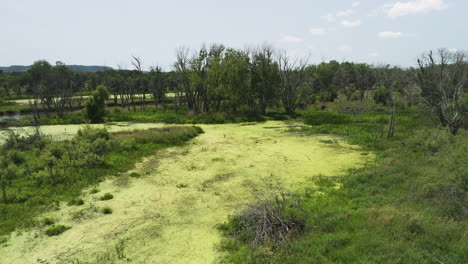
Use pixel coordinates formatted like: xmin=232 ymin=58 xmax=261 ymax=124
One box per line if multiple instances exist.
xmin=1 ymin=0 xmax=466 ymax=70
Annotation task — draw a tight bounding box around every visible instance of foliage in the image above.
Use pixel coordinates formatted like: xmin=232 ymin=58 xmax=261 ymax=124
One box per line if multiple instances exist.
xmin=373 ymin=86 xmax=391 ymax=105
xmin=45 ymin=225 xmax=70 ymax=236
xmin=303 ymin=111 xmax=353 ymax=126
xmin=100 ymin=193 xmax=114 ymax=201
xmin=85 ymin=85 xmax=110 ymax=123
xmin=102 ymin=207 xmax=113 ymax=214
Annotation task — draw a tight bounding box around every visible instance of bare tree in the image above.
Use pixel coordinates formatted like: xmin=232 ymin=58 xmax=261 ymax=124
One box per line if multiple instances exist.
xmin=131 ymin=56 xmax=145 ymax=109
xmin=417 ymin=49 xmax=467 ymax=135
xmin=174 ymin=47 xmax=195 ymax=110
xmin=277 ymin=51 xmax=309 ymax=114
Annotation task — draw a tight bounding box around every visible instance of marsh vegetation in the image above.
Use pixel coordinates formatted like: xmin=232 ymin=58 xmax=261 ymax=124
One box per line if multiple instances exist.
xmin=0 ymin=46 xmax=466 ymax=263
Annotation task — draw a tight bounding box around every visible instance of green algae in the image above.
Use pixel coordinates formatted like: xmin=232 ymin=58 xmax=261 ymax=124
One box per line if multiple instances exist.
xmin=0 ymin=122 xmax=167 ymax=144
xmin=0 ymin=121 xmax=372 ymax=264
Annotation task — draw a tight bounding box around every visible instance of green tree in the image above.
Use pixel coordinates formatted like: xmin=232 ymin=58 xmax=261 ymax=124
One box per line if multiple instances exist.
xmin=222 ymin=49 xmax=251 ymax=112
xmin=315 ymin=61 xmax=340 ymax=102
xmin=250 ymin=45 xmax=280 ymax=114
xmin=149 ymin=66 xmax=166 ymax=105
xmin=86 ymin=85 xmax=110 ymax=123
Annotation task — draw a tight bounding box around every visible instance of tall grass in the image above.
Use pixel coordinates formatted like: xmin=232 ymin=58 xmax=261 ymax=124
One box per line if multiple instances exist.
xmin=220 ymin=107 xmax=468 ymax=263
xmin=0 ymin=125 xmax=203 ymax=237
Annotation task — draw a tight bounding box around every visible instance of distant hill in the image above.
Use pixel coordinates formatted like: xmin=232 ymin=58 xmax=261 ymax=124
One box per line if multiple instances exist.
xmin=0 ymin=65 xmax=113 ymax=73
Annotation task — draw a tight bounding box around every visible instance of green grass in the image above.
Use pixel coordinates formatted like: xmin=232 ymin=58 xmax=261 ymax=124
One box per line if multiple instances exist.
xmin=45 ymin=225 xmax=71 ymax=236
xmin=8 ymin=105 xmax=297 ymax=126
xmin=219 ymin=106 xmax=468 ymax=264
xmin=0 ymin=125 xmax=203 ymax=237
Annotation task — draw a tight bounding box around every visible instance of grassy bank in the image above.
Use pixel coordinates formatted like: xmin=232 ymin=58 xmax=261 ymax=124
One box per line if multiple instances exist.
xmin=0 ymin=125 xmax=203 ymax=238
xmin=10 ymin=106 xmax=295 ymax=126
xmin=219 ymin=108 xmax=468 ymax=263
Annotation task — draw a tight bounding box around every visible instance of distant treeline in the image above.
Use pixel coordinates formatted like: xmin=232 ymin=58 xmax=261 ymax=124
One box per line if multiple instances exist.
xmin=0 ymin=44 xmax=467 ymax=134
xmin=0 ymin=65 xmax=113 ymax=73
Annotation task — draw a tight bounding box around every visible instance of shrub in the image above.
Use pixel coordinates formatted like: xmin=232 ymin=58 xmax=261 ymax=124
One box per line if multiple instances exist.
xmin=100 ymin=193 xmax=114 ymax=201
xmin=90 ymin=188 xmax=100 ymax=194
xmin=129 ymin=172 xmax=141 ymax=178
xmin=373 ymin=86 xmax=391 ymax=105
xmin=102 ymin=207 xmax=113 ymax=214
xmin=85 ymin=85 xmax=110 ymax=123
xmin=45 ymin=225 xmax=70 ymax=236
xmin=304 ymin=111 xmax=353 ymax=126
xmin=219 ymin=182 xmax=307 ymax=245
xmin=67 ymin=198 xmax=84 ymax=206
xmin=41 ymin=217 xmax=55 ymax=226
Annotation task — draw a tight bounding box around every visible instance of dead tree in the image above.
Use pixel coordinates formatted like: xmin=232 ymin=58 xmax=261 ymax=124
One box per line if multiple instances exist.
xmin=278 ymin=51 xmax=309 ymax=114
xmin=131 ymin=56 xmax=145 ymax=110
xmin=417 ymin=49 xmax=467 ymax=135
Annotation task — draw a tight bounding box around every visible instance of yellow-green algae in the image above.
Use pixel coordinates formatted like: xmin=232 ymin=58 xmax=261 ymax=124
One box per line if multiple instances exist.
xmin=0 ymin=122 xmax=167 ymax=144
xmin=0 ymin=121 xmax=373 ymax=264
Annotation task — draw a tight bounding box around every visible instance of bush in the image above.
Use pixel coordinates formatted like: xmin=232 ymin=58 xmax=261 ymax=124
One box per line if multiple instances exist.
xmin=129 ymin=172 xmax=141 ymax=178
xmin=219 ymin=182 xmax=307 ymax=245
xmin=102 ymin=207 xmax=113 ymax=214
xmin=41 ymin=217 xmax=55 ymax=226
xmin=374 ymin=86 xmax=391 ymax=105
xmin=304 ymin=111 xmax=353 ymax=126
xmin=85 ymin=85 xmax=110 ymax=123
xmin=45 ymin=225 xmax=70 ymax=236
xmin=100 ymin=193 xmax=114 ymax=201
xmin=67 ymin=198 xmax=84 ymax=206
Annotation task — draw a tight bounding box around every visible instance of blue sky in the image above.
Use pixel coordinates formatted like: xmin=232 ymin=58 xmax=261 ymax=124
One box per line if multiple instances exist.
xmin=1 ymin=0 xmax=466 ymax=70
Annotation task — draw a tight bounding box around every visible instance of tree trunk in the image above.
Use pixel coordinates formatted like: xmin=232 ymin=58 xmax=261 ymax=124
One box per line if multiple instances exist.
xmin=387 ymin=104 xmax=396 ymax=138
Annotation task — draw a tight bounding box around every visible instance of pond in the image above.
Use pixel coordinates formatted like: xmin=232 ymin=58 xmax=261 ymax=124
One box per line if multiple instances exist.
xmin=0 ymin=121 xmax=374 ymax=263
xmin=0 ymin=115 xmax=24 ymax=121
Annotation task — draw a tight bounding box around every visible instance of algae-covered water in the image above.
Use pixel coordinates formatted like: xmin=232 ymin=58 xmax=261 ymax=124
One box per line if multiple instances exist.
xmin=0 ymin=122 xmax=167 ymax=144
xmin=0 ymin=121 xmax=372 ymax=264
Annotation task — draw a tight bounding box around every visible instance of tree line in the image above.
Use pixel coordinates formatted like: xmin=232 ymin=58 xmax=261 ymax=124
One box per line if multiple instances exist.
xmin=0 ymin=45 xmax=467 ymax=134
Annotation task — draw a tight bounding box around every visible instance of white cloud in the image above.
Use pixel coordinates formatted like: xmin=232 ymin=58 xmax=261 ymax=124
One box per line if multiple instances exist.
xmin=369 ymin=52 xmax=380 ymax=57
xmin=341 ymin=19 xmax=362 ymax=28
xmin=378 ymin=31 xmax=403 ymax=38
xmin=322 ymin=8 xmax=354 ymax=22
xmin=338 ymin=45 xmax=352 ymax=52
xmin=385 ymin=0 xmax=448 ymax=18
xmin=448 ymin=48 xmax=458 ymax=53
xmin=321 ymin=13 xmax=336 ymax=22
xmin=352 ymin=1 xmax=361 ymax=7
xmin=336 ymin=9 xmax=354 ymax=17
xmin=310 ymin=27 xmax=327 ymax=35
xmin=277 ymin=34 xmax=304 ymax=43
